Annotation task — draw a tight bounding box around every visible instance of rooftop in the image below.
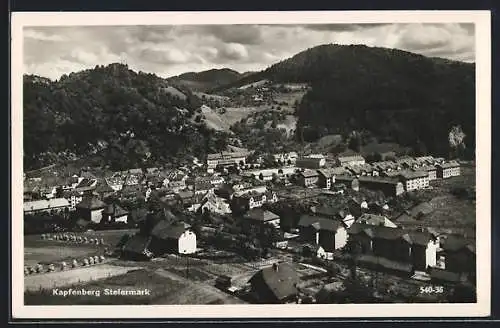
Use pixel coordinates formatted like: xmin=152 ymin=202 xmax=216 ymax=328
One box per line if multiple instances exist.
xmin=24 ymin=198 xmax=70 ymax=212
xmin=244 ymin=208 xmax=280 ymax=222
xmin=249 ymin=262 xmax=299 ymax=301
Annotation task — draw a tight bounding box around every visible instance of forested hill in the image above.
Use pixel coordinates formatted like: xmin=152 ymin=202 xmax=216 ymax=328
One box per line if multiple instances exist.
xmin=23 ymin=63 xmax=227 ymax=170
xmin=168 ymin=68 xmax=242 ymax=92
xmin=218 ymin=44 xmax=476 ymax=158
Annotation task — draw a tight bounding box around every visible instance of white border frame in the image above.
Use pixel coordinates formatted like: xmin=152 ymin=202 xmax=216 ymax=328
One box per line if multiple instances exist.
xmin=11 ymin=10 xmax=491 ymax=319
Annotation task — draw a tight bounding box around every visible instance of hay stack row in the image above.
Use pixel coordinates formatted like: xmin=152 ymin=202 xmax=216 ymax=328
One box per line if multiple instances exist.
xmin=24 ymin=255 xmax=106 ymax=276
xmin=41 ymin=233 xmax=106 ymax=245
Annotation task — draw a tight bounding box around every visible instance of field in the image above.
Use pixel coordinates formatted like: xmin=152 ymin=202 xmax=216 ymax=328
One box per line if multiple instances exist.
xmin=272 ymin=90 xmax=307 ymax=113
xmin=24 ymin=229 xmax=137 ymax=271
xmin=25 ymin=264 xmax=142 ymax=292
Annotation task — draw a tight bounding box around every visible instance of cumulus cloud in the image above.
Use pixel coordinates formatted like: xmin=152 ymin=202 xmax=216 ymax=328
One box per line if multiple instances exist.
xmin=23 ymin=23 xmax=475 ymax=80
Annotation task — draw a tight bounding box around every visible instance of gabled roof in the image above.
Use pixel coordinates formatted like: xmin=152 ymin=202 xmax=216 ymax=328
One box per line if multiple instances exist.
xmin=244 ymin=208 xmax=279 ymax=222
xmin=94 ymin=180 xmax=115 ymax=193
xmin=151 ymin=220 xmax=189 ymax=240
xmin=249 ymin=263 xmax=299 ymax=301
xmin=406 ymin=230 xmax=435 ymax=246
xmin=102 ymin=204 xmax=128 ymax=217
xmin=399 ymin=170 xmax=429 ymax=180
xmin=76 ymin=178 xmax=95 ymax=188
xmin=299 ymin=170 xmax=319 ymax=178
xmin=437 ymin=161 xmax=460 ymax=169
xmin=298 ymin=215 xmax=343 ymax=232
xmin=76 ymin=196 xmax=106 ymax=210
xmin=357 ymin=213 xmax=397 ymax=228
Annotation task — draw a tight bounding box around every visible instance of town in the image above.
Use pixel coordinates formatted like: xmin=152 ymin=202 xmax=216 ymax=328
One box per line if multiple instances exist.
xmin=23 ymin=148 xmax=476 ymax=305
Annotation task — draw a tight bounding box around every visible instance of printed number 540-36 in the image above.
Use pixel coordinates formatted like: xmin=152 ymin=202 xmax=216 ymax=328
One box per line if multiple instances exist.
xmin=420 ymin=286 xmax=444 ymax=294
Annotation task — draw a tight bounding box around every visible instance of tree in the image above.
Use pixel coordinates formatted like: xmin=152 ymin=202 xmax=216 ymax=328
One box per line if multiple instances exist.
xmin=448 ymin=125 xmax=466 ymax=159
xmin=348 ymin=131 xmax=362 ymax=153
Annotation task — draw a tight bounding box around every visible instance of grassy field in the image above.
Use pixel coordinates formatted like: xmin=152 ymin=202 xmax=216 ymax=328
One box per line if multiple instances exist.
xmin=24 ymin=229 xmax=137 ymax=268
xmin=272 ymin=90 xmax=307 ymax=113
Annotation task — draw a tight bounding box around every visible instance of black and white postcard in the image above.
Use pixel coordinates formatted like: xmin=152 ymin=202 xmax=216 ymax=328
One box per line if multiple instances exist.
xmin=10 ymin=10 xmax=491 ymax=319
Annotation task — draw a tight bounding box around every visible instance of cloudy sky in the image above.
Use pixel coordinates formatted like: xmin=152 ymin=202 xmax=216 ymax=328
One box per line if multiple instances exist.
xmin=23 ymin=23 xmax=475 ymax=80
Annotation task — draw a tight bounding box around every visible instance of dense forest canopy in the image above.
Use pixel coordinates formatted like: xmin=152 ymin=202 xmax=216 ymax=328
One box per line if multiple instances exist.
xmin=218 ymin=44 xmax=476 ymax=158
xmin=168 ymin=68 xmax=242 ymax=92
xmin=23 ymin=63 xmax=226 ymax=170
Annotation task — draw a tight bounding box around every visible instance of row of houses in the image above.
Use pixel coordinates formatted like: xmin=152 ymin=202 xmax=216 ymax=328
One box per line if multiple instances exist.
xmin=295 ymin=210 xmax=475 ymax=278
xmin=295 ymin=159 xmax=460 ymax=196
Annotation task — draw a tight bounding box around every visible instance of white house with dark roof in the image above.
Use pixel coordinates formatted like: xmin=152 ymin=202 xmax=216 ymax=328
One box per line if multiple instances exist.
xmin=76 ymin=196 xmax=107 ymax=223
xmin=102 ymin=203 xmax=129 ymax=224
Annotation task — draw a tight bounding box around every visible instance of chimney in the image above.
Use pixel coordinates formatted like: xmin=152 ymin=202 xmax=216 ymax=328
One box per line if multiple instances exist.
xmin=272 ymin=263 xmax=279 ymax=272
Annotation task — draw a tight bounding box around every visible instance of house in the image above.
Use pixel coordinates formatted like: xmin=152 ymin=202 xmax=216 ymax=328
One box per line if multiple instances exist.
xmin=163 ymin=171 xmax=188 ymax=192
xmin=273 ymin=152 xmax=298 ymax=165
xmin=23 ymin=198 xmax=71 ymax=215
xmin=438 ymin=235 xmax=476 ymax=275
xmin=334 ymin=175 xmax=359 ymax=192
xmin=102 ymin=203 xmax=129 ymax=224
xmin=297 ymin=170 xmax=319 ymax=188
xmin=231 ymin=190 xmax=278 ymax=210
xmin=317 ymin=169 xmax=338 ymax=189
xmin=336 ymin=154 xmax=365 ymax=167
xmin=206 ymin=151 xmax=248 ymax=171
xmin=73 ymin=178 xmax=98 ymax=195
xmin=436 ymin=161 xmax=461 ymax=179
xmin=75 ymin=196 xmax=107 ymax=223
xmin=295 ymin=157 xmax=326 ymax=169
xmin=63 ymin=190 xmax=83 ymax=210
xmin=242 ymin=208 xmax=280 ymax=231
xmin=297 ymin=215 xmax=348 ymax=252
xmin=248 ymin=262 xmax=299 ymax=304
xmin=194 ymin=181 xmax=214 ymax=195
xmin=149 ymin=220 xmax=197 ymax=255
xmin=357 ymin=213 xmax=397 ymax=228
xmin=347 ymin=198 xmax=369 ymax=217
xmin=347 ymin=223 xmax=439 ymax=271
xmin=94 ymin=179 xmax=116 ymax=199
xmin=358 ymin=176 xmax=405 ymax=197
xmin=215 ymin=183 xmax=236 ymax=200
xmin=366 ymin=201 xmax=390 ymax=215
xmin=199 ymin=193 xmax=231 ymax=215
xmin=313 ymin=205 xmax=339 ymax=220
xmin=398 ymin=170 xmax=429 ymax=192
